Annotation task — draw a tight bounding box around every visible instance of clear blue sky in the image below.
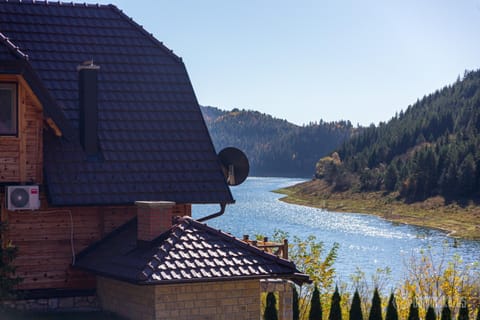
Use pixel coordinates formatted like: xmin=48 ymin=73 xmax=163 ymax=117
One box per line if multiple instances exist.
xmin=90 ymin=0 xmax=480 ymax=126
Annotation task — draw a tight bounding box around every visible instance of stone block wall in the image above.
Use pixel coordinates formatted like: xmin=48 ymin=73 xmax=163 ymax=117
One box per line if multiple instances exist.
xmin=97 ymin=277 xmax=261 ymax=320
xmin=97 ymin=277 xmax=155 ymax=320
xmin=1 ymin=294 xmax=98 ymax=312
xmin=154 ymin=280 xmax=260 ymax=320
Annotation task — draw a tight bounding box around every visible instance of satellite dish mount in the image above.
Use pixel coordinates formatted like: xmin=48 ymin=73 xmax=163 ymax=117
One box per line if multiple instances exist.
xmin=218 ymin=147 xmax=249 ymax=186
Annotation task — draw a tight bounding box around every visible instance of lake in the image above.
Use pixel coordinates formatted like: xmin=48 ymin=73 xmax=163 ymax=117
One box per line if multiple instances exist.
xmin=193 ymin=177 xmax=480 ymax=286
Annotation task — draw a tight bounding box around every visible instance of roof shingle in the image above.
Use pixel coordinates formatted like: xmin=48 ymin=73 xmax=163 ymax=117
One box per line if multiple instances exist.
xmin=0 ymin=0 xmax=233 ymax=205
xmin=75 ymin=217 xmax=309 ymax=285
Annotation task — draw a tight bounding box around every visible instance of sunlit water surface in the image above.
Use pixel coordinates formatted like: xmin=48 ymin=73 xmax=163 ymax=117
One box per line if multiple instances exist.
xmin=193 ymin=177 xmax=480 ymax=286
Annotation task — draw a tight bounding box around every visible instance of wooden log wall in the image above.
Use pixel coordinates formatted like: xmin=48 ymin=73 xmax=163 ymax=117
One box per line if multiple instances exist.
xmin=0 ymin=195 xmax=191 ymax=290
xmin=0 ymin=75 xmax=195 ymax=292
xmin=0 ymin=75 xmax=43 ymax=184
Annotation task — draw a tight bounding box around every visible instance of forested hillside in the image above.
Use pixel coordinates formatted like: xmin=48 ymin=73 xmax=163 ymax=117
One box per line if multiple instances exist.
xmin=318 ymin=69 xmax=480 ymax=201
xmin=201 ymin=106 xmax=354 ymax=177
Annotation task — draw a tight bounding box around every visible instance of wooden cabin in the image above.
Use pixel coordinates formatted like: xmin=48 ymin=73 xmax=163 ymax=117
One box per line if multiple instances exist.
xmin=0 ymin=1 xmax=308 ymax=318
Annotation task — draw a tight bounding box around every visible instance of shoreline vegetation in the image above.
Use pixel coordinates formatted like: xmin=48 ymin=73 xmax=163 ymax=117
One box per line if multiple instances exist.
xmin=275 ymin=179 xmax=480 ymax=240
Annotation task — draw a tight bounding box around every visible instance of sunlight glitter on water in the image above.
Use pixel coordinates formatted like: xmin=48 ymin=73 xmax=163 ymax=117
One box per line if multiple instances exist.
xmin=193 ymin=177 xmax=480 ymax=286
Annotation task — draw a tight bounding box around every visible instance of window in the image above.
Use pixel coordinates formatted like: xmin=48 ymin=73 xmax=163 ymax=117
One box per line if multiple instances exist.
xmin=0 ymin=83 xmax=17 ymax=135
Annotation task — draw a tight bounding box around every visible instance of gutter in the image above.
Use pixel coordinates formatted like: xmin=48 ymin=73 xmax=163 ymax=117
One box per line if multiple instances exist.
xmin=197 ymin=203 xmax=227 ymax=222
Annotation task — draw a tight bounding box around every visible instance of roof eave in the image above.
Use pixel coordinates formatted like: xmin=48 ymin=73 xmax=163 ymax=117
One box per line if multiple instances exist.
xmin=0 ymin=59 xmax=76 ymax=140
xmin=75 ymin=267 xmax=310 ymax=286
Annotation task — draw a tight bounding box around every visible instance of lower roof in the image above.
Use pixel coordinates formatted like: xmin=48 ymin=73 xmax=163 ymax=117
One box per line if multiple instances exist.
xmin=75 ymin=217 xmax=310 ymax=285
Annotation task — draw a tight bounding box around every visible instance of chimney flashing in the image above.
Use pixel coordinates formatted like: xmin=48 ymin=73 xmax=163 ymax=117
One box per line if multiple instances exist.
xmin=135 ymin=201 xmax=176 ymax=209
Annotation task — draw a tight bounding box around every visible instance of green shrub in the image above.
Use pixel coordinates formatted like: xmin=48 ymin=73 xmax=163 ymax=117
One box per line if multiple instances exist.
xmin=309 ymin=285 xmax=322 ymax=320
xmin=349 ymin=289 xmax=363 ymax=320
xmin=264 ymin=292 xmax=278 ymax=320
xmin=368 ymin=288 xmax=382 ymax=320
xmin=329 ymin=286 xmax=342 ymax=320
xmin=385 ymin=293 xmax=398 ymax=320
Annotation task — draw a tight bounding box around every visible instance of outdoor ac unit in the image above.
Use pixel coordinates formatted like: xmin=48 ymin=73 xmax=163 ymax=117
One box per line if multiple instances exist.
xmin=6 ymin=185 xmax=40 ymax=211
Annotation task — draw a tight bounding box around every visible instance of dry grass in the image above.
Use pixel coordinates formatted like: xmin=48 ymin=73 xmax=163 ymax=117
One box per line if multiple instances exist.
xmin=275 ymin=180 xmax=480 ymax=240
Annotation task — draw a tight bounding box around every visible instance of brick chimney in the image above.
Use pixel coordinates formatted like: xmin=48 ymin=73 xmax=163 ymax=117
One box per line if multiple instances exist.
xmin=135 ymin=201 xmax=176 ymax=244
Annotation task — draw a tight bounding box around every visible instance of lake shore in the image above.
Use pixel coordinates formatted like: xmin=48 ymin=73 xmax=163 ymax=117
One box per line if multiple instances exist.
xmin=275 ymin=179 xmax=480 ymax=240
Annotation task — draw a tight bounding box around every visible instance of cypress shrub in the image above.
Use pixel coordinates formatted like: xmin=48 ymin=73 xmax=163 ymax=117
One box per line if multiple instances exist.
xmin=350 ymin=289 xmax=363 ymax=320
xmin=309 ymin=285 xmax=323 ymax=320
xmin=441 ymin=300 xmax=452 ymax=320
xmin=293 ymin=286 xmax=300 ymax=320
xmin=458 ymin=298 xmax=469 ymax=320
xmin=329 ymin=286 xmax=342 ymax=320
xmin=0 ymin=223 xmax=22 ymax=299
xmin=408 ymin=298 xmax=420 ymax=320
xmin=368 ymin=288 xmax=383 ymax=320
xmin=385 ymin=293 xmax=398 ymax=320
xmin=264 ymin=292 xmax=278 ymax=320
xmin=426 ymin=305 xmax=437 ymax=320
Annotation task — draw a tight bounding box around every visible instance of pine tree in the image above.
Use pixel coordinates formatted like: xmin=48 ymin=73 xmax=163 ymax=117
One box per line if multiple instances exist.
xmin=293 ymin=286 xmax=300 ymax=320
xmin=441 ymin=300 xmax=452 ymax=320
xmin=368 ymin=288 xmax=383 ymax=320
xmin=309 ymin=285 xmax=323 ymax=320
xmin=350 ymin=289 xmax=363 ymax=320
xmin=264 ymin=292 xmax=278 ymax=320
xmin=385 ymin=293 xmax=398 ymax=320
xmin=426 ymin=305 xmax=437 ymax=320
xmin=329 ymin=286 xmax=342 ymax=320
xmin=384 ymin=164 xmax=398 ymax=192
xmin=458 ymin=155 xmax=477 ymax=195
xmin=408 ymin=299 xmax=419 ymax=320
xmin=458 ymin=298 xmax=469 ymax=320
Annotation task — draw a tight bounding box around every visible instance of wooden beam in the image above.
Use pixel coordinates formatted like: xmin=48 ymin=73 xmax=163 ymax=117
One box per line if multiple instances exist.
xmin=18 ymin=84 xmax=27 ymax=183
xmin=45 ymin=118 xmax=62 ymax=137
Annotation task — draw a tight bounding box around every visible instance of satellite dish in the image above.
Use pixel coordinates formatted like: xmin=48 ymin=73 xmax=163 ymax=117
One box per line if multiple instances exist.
xmin=10 ymin=188 xmax=30 ymax=208
xmin=218 ymin=147 xmax=249 ymax=186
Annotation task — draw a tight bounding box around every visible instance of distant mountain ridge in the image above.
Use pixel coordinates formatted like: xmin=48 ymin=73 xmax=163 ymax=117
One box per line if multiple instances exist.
xmin=201 ymin=106 xmax=354 ymax=177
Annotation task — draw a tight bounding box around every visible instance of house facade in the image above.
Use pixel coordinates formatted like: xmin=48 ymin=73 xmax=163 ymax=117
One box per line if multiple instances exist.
xmin=0 ymin=1 xmax=308 ymax=319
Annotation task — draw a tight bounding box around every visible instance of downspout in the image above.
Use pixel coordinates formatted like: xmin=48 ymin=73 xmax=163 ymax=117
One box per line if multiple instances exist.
xmin=197 ymin=203 xmax=227 ymax=222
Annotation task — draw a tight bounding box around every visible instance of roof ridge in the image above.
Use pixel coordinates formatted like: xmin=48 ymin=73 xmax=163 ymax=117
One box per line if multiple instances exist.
xmin=0 ymin=31 xmax=28 ymax=60
xmin=107 ymin=4 xmax=183 ymax=64
xmin=0 ymin=0 xmax=110 ymax=8
xmin=182 ymin=217 xmax=297 ymax=269
xmin=137 ymin=218 xmax=190 ymax=281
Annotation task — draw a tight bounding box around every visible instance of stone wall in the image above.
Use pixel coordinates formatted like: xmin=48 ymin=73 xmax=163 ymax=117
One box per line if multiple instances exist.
xmin=154 ymin=279 xmax=260 ymax=320
xmin=97 ymin=277 xmax=261 ymax=320
xmin=2 ymin=294 xmax=98 ymax=312
xmin=97 ymin=277 xmax=155 ymax=320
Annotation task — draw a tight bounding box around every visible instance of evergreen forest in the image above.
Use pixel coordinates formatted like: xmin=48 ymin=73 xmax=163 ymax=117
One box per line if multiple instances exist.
xmin=317 ymin=69 xmax=480 ymax=201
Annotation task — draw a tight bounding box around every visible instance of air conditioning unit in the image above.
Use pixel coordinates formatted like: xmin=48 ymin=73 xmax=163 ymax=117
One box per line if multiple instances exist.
xmin=6 ymin=185 xmax=40 ymax=211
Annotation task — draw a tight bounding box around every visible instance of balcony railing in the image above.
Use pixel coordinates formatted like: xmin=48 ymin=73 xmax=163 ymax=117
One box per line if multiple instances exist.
xmin=242 ymin=235 xmax=289 ymax=260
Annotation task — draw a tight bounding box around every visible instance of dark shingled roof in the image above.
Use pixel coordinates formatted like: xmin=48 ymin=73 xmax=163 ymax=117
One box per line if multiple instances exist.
xmin=0 ymin=1 xmax=234 ymax=205
xmin=75 ymin=217 xmax=310 ymax=285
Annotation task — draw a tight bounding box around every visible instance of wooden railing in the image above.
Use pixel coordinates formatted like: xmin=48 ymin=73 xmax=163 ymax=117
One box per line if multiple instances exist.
xmin=242 ymin=235 xmax=289 ymax=260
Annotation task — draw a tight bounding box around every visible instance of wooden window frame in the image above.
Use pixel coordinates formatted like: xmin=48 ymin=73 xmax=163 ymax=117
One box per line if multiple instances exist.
xmin=0 ymin=82 xmax=18 ymax=136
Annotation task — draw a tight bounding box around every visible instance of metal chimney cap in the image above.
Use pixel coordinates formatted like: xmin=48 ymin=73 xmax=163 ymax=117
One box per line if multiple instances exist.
xmin=77 ymin=60 xmax=100 ymax=71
